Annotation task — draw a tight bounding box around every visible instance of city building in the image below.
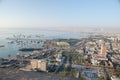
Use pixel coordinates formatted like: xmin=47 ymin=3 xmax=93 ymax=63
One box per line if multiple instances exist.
xmin=31 ymin=59 xmax=47 ymax=72
xmin=56 ymin=53 xmax=63 ymax=62
xmin=111 ymin=75 xmax=120 ymax=80
xmin=56 ymin=41 xmax=70 ymax=49
xmin=100 ymin=41 xmax=107 ymax=57
xmin=91 ymin=40 xmax=108 ymax=65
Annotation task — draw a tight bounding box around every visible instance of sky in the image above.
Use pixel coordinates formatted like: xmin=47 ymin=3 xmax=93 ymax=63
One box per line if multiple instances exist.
xmin=0 ymin=0 xmax=120 ymax=29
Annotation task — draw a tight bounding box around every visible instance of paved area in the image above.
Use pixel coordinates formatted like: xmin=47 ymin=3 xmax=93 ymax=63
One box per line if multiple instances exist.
xmin=0 ymin=68 xmax=78 ymax=80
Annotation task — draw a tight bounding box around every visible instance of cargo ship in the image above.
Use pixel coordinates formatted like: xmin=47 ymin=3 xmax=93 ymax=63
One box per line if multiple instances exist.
xmin=19 ymin=48 xmax=43 ymax=51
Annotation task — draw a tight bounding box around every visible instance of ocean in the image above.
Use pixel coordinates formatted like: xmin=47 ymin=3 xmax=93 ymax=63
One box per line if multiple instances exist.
xmin=0 ymin=28 xmax=87 ymax=58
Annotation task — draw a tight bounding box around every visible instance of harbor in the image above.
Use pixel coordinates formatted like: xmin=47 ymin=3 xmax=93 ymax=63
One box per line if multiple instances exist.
xmin=6 ymin=35 xmax=45 ymax=52
xmin=0 ymin=29 xmax=84 ymax=58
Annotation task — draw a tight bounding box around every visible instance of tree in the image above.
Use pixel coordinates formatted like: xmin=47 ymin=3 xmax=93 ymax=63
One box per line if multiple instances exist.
xmin=99 ymin=61 xmax=105 ymax=66
xmin=70 ymin=69 xmax=76 ymax=77
xmin=97 ymin=76 xmax=104 ymax=80
xmin=59 ymin=67 xmax=68 ymax=76
xmin=79 ymin=72 xmax=84 ymax=80
xmin=113 ymin=69 xmax=119 ymax=77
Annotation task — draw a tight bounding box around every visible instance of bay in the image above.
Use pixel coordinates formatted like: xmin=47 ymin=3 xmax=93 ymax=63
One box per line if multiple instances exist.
xmin=0 ymin=28 xmax=87 ymax=58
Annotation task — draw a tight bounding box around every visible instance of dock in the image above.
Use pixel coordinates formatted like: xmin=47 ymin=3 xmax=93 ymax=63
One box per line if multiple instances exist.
xmin=6 ymin=38 xmax=45 ymax=41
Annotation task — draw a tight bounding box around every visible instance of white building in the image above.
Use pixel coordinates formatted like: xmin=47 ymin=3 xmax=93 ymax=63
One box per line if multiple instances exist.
xmin=56 ymin=53 xmax=63 ymax=62
xmin=31 ymin=59 xmax=47 ymax=72
xmin=111 ymin=76 xmax=120 ymax=80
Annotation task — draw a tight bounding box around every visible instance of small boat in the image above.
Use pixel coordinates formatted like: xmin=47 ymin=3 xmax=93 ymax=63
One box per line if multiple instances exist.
xmin=0 ymin=45 xmax=5 ymax=47
xmin=8 ymin=41 xmax=14 ymax=44
xmin=0 ymin=60 xmax=17 ymax=68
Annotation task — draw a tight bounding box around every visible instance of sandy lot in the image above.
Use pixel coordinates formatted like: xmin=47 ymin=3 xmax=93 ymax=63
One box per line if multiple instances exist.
xmin=0 ymin=68 xmax=78 ymax=80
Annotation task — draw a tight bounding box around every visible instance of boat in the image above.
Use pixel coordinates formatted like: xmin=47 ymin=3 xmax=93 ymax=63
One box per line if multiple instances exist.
xmin=19 ymin=48 xmax=43 ymax=51
xmin=0 ymin=60 xmax=17 ymax=68
xmin=0 ymin=45 xmax=5 ymax=47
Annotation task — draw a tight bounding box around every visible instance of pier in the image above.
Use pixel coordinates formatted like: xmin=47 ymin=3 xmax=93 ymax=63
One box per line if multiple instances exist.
xmin=6 ymin=37 xmax=45 ymax=41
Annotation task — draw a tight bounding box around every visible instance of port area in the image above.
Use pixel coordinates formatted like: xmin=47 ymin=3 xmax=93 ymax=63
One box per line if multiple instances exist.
xmin=0 ymin=37 xmax=79 ymax=80
xmin=1 ymin=34 xmax=120 ymax=80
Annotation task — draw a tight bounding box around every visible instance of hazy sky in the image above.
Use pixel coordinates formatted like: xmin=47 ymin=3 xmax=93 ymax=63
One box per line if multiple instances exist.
xmin=0 ymin=0 xmax=120 ymax=29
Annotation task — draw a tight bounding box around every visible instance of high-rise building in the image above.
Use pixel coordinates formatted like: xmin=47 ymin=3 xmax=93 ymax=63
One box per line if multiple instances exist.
xmin=100 ymin=41 xmax=107 ymax=57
